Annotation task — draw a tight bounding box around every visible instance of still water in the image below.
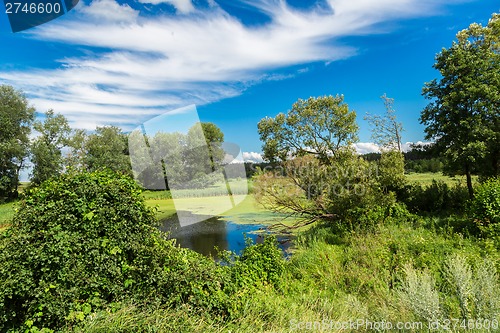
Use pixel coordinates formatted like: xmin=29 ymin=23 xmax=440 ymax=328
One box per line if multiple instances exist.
xmin=160 ymin=212 xmax=293 ymax=260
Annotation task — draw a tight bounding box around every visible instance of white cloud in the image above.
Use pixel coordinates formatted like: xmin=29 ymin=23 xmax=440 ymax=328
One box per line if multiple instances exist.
xmin=353 ymin=141 xmax=434 ymax=154
xmin=138 ymin=0 xmax=194 ymax=14
xmin=353 ymin=142 xmax=381 ymax=154
xmin=401 ymin=141 xmax=432 ymax=152
xmin=80 ymin=0 xmax=139 ymax=22
xmin=242 ymin=151 xmax=264 ymax=163
xmin=0 ymin=0 xmax=465 ymax=129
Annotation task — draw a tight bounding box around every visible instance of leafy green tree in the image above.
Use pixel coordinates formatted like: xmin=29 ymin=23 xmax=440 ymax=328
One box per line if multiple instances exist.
xmin=421 ymin=13 xmax=500 ymax=198
xmin=257 ymin=95 xmax=358 ymax=164
xmin=129 ymin=122 xmax=226 ymax=190
xmin=378 ymin=150 xmax=406 ymax=193
xmin=185 ymin=122 xmax=225 ymax=179
xmin=255 ymin=95 xmax=391 ymax=228
xmin=150 ymin=131 xmax=187 ymax=189
xmin=30 ymin=110 xmax=71 ymax=185
xmin=0 ymin=85 xmax=35 ymax=200
xmin=364 ymin=94 xmax=404 ymax=152
xmin=200 ymin=122 xmax=225 ymax=171
xmin=65 ymin=129 xmax=88 ymax=170
xmin=84 ymin=126 xmax=131 ymax=174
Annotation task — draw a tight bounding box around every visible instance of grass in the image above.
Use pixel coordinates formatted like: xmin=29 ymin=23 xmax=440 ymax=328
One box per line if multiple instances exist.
xmin=0 ymin=202 xmax=16 ymax=231
xmin=69 ymin=217 xmax=500 ymax=332
xmin=406 ymin=172 xmax=478 ymax=187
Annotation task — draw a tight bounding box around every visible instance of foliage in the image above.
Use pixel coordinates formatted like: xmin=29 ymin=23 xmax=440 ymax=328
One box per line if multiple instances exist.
xmin=83 ymin=126 xmax=131 ymax=174
xmin=399 ymin=254 xmax=500 ymax=323
xmin=129 ymin=122 xmax=226 ymax=190
xmin=401 ymin=180 xmax=469 ymax=214
xmin=0 ymin=171 xmax=234 ymax=331
xmin=0 ymin=85 xmax=35 ymax=201
xmin=257 ymin=95 xmax=358 ymax=164
xmin=37 ymin=213 xmax=499 ymax=333
xmin=223 ymin=236 xmax=285 ymax=291
xmin=254 ymin=153 xmax=388 ymax=228
xmin=364 ymin=94 xmax=404 ymax=152
xmin=469 ymin=178 xmax=500 ymax=244
xmin=405 ymin=158 xmax=444 ymax=173
xmin=398 ymin=263 xmax=442 ymax=322
xmin=378 ymin=151 xmax=406 ymax=193
xmin=421 ymin=13 xmax=500 ymax=197
xmin=30 ymin=110 xmax=71 ymax=185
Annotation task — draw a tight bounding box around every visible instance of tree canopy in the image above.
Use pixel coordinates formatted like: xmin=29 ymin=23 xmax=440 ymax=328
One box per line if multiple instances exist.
xmin=421 ymin=13 xmax=500 ymax=197
xmin=30 ymin=110 xmax=71 ymax=185
xmin=257 ymin=95 xmax=358 ymax=164
xmin=0 ymin=85 xmax=35 ymax=200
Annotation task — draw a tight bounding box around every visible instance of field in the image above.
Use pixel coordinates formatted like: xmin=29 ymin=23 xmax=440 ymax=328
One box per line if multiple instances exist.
xmin=405 ymin=172 xmax=478 ymax=187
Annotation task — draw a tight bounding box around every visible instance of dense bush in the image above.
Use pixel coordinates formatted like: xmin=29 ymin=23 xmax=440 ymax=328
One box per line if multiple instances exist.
xmin=254 ymin=153 xmax=394 ymax=229
xmin=401 ymin=180 xmax=469 ymax=214
xmin=468 ymin=178 xmax=500 ymax=243
xmin=378 ymin=151 xmax=406 ymax=193
xmin=0 ymin=171 xmax=235 ymax=331
xmin=405 ymin=158 xmax=444 ymax=173
xmin=224 ymin=236 xmax=285 ymax=290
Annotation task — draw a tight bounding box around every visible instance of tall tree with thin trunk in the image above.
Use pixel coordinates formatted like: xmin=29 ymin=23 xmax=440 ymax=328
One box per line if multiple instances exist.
xmin=364 ymin=94 xmax=404 ymax=152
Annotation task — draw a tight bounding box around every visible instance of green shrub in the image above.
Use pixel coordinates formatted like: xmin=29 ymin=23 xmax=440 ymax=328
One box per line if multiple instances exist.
xmin=378 ymin=151 xmax=406 ymax=193
xmin=402 ymin=180 xmax=469 ymax=214
xmin=468 ymin=178 xmax=500 ymax=232
xmin=0 ymin=171 xmax=232 ymax=331
xmin=223 ymin=236 xmax=285 ymax=292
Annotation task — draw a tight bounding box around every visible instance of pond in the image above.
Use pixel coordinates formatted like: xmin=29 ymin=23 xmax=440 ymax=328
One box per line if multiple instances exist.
xmin=160 ymin=212 xmax=293 ymax=260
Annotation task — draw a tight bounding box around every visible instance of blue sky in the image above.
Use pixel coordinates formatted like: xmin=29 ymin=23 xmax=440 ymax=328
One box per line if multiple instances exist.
xmin=0 ymin=0 xmax=499 ymax=162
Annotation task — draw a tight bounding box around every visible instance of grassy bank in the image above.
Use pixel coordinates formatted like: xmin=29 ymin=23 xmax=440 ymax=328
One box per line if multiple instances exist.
xmin=69 ymin=215 xmax=500 ymax=332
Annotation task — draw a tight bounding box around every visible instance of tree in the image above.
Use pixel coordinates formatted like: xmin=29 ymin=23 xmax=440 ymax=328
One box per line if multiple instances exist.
xmin=185 ymin=122 xmax=225 ymax=179
xmin=257 ymin=95 xmax=358 ymax=164
xmin=128 ymin=122 xmax=226 ymax=190
xmin=378 ymin=150 xmax=406 ymax=193
xmin=84 ymin=126 xmax=131 ymax=174
xmin=255 ymin=95 xmax=388 ymax=228
xmin=0 ymin=85 xmax=35 ymax=200
xmin=65 ymin=129 xmax=88 ymax=170
xmin=364 ymin=94 xmax=404 ymax=152
xmin=30 ymin=110 xmax=71 ymax=185
xmin=200 ymin=122 xmax=225 ymax=171
xmin=421 ymin=13 xmax=500 ymax=198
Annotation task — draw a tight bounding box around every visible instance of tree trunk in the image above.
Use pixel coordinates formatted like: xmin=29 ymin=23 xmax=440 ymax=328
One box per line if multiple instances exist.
xmin=492 ymin=149 xmax=499 ymax=177
xmin=465 ymin=162 xmax=474 ymax=199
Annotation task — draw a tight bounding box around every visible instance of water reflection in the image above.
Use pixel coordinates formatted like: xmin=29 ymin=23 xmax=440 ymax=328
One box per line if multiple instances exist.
xmin=160 ymin=212 xmax=292 ymax=260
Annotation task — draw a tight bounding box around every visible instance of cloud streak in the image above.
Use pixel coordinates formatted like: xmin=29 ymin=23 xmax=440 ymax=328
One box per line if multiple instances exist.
xmin=0 ymin=0 xmax=467 ymax=129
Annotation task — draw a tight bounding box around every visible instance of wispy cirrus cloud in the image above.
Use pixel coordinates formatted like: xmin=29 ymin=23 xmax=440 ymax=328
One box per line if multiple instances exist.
xmin=0 ymin=0 xmax=467 ymax=129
